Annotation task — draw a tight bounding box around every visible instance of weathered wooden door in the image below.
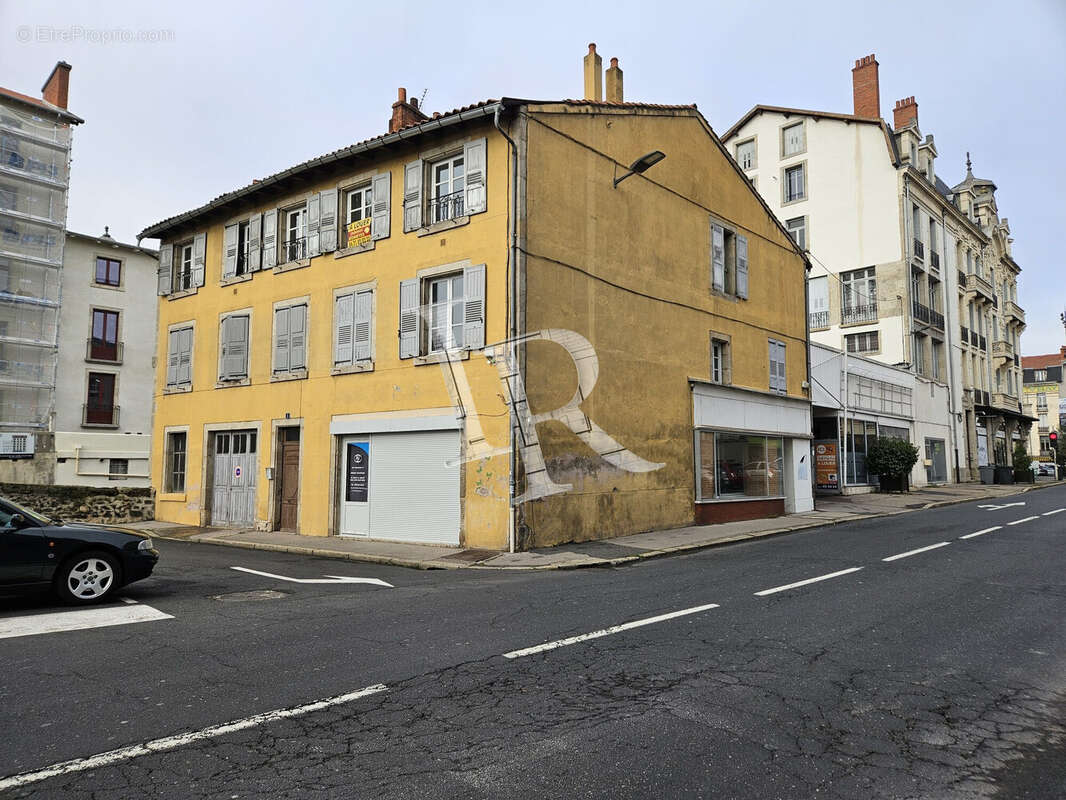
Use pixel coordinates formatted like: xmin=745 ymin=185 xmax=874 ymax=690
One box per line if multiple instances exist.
xmin=210 ymin=430 xmax=257 ymax=526
xmin=277 ymin=428 xmax=300 ymax=531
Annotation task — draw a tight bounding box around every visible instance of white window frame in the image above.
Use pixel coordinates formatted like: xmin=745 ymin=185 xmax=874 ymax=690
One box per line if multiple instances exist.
xmin=345 ymin=183 xmax=373 ymax=225
xmin=783 ymin=163 xmax=806 ymax=204
xmin=785 ymin=216 xmax=806 ymax=250
xmin=710 ymin=333 xmax=731 ymax=385
xmin=426 ymin=272 xmax=467 ymax=354
xmin=734 ymin=138 xmax=756 ymax=171
xmin=281 ymin=203 xmax=308 ymax=263
xmin=174 ymin=241 xmax=194 ymax=292
xmin=781 ymin=121 xmax=806 ymax=157
xmin=429 ymin=152 xmax=465 ymax=223
xmin=845 ymin=331 xmax=880 ymax=354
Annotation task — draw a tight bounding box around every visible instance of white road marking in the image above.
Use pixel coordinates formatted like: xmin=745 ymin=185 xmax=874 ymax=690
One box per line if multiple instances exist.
xmin=1007 ymin=516 xmax=1040 ymax=526
xmin=0 ymin=604 xmax=173 ymax=640
xmin=882 ymin=541 xmax=951 ymax=562
xmin=502 ymin=603 xmax=720 ymax=659
xmin=754 ymin=567 xmax=863 ymax=597
xmin=120 ymin=597 xmax=138 ymax=605
xmin=960 ymin=526 xmax=1002 ymax=539
xmin=0 ymin=683 xmax=387 ymax=792
xmin=230 ymin=566 xmax=393 ymax=587
xmin=1042 ymin=509 xmax=1064 ymax=516
xmin=978 ymin=502 xmax=1026 ymax=511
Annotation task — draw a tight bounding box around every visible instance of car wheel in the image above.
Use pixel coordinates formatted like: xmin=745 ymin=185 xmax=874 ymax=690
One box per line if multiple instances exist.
xmin=55 ymin=551 xmax=122 ymax=604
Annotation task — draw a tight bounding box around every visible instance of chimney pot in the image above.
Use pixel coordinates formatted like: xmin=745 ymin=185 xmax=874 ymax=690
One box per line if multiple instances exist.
xmin=389 ymin=86 xmax=428 ymax=134
xmin=588 ymin=43 xmax=596 ymax=53
xmin=851 ymin=53 xmax=880 ymax=119
xmin=398 ymin=87 xmax=407 ymax=102
xmin=893 ymin=96 xmax=919 ymax=130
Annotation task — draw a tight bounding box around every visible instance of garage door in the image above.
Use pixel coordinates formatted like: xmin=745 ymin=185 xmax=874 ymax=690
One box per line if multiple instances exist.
xmin=339 ymin=430 xmax=460 ymax=545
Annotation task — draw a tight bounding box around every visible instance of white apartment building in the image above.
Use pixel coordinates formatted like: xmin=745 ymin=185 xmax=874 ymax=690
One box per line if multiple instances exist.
xmin=723 ymin=54 xmax=1031 ymax=486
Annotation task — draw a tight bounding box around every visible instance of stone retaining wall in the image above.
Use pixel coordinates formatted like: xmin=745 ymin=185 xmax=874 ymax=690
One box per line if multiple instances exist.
xmin=0 ymin=483 xmax=154 ymax=524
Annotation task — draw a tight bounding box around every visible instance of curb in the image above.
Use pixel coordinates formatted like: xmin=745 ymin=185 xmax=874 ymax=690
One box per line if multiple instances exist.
xmin=148 ymin=482 xmax=1064 ymax=572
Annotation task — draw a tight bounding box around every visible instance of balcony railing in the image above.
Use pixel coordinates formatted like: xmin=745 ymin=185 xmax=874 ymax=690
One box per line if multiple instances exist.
xmin=86 ymin=338 xmax=123 ymax=364
xmin=958 ymin=270 xmax=967 ymax=288
xmin=82 ymin=403 xmax=119 ymax=427
xmin=930 ymin=251 xmax=940 ymax=271
xmin=281 ymin=237 xmax=307 ymax=264
xmin=979 ymin=334 xmax=987 ymax=351
xmin=809 ymin=310 xmax=830 ymax=329
xmin=1014 ymin=354 xmax=1019 ymax=367
xmin=963 ymin=272 xmax=995 ymax=303
xmin=429 ymin=190 xmax=465 ymax=224
xmin=970 ymin=330 xmax=979 ymax=347
xmin=961 ymin=326 xmax=969 ymax=344
xmin=912 ymin=238 xmax=925 ymax=261
xmin=841 ymin=303 xmax=877 ymax=325
xmin=973 ymin=389 xmax=989 ymax=406
xmin=912 ymin=300 xmax=931 ymax=324
xmin=1005 ymin=300 xmax=1025 ymax=325
xmin=930 ymin=308 xmax=944 ymax=330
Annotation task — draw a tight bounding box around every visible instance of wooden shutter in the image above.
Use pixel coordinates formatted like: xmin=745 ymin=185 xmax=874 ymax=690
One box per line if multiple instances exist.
xmin=221 ymin=315 xmax=249 ymax=379
xmin=157 ymin=244 xmax=172 ymax=296
xmin=463 ymin=264 xmax=485 ymax=350
xmin=403 ymin=159 xmax=423 ymax=232
xmin=334 ymin=293 xmax=354 ymax=365
xmin=166 ymin=330 xmax=179 ymax=384
xmin=319 ymin=190 xmax=338 ymax=253
xmin=178 ymin=328 xmax=193 ymax=384
xmin=711 ymin=223 xmax=725 ymax=291
xmin=290 ymin=304 xmax=306 ymax=369
xmin=191 ymin=233 xmax=206 ymax=287
xmin=769 ymin=341 xmax=786 ymax=394
xmin=354 ymin=290 xmax=373 ymax=361
xmin=274 ymin=306 xmax=290 ymax=373
xmin=306 ymin=195 xmax=321 ymax=257
xmin=248 ymin=213 xmax=262 ymax=271
xmin=398 ymin=278 xmax=420 ymax=358
xmin=464 ymin=138 xmax=487 ymax=215
xmin=223 ymin=223 xmax=238 ymax=279
xmin=372 ymin=172 xmax=391 ymax=240
xmin=262 ymin=209 xmax=278 ymax=269
xmin=736 ymin=234 xmax=749 ymax=299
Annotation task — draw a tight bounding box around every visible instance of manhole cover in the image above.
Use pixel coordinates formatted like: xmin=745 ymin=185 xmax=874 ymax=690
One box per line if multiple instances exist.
xmin=212 ymin=589 xmax=288 ymax=602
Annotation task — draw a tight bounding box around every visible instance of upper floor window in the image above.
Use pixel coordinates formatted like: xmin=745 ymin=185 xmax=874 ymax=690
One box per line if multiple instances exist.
xmin=273 ymin=303 xmax=307 ymax=375
xmin=282 ymin=204 xmax=308 ymax=263
xmin=403 ymin=139 xmax=487 ymax=233
xmin=710 ymin=220 xmax=749 ymax=300
xmin=94 ymin=256 xmax=121 ymax=287
xmin=158 ymin=233 xmax=206 ymax=296
xmin=735 ymin=139 xmax=756 ymax=170
xmin=841 ymin=266 xmax=876 ymax=313
xmin=166 ymin=326 xmax=193 ymax=388
xmin=786 ymin=217 xmax=806 ymax=250
xmin=89 ymin=308 xmax=120 ymax=362
xmin=781 ymin=122 xmax=805 ymax=157
xmin=218 ymin=313 xmax=250 ymax=381
xmin=398 ymin=264 xmax=485 ymax=359
xmin=346 ymin=184 xmax=372 ymax=224
xmin=175 ymin=242 xmax=194 ymax=291
xmin=235 ymin=220 xmax=250 ymax=275
xmin=846 ymin=331 xmax=879 ymax=354
xmin=768 ymin=340 xmax=787 ymax=395
xmin=334 ymin=287 xmax=374 ymax=368
xmin=710 ymin=335 xmax=731 ymax=384
xmin=783 ymin=164 xmax=805 ymax=203
xmin=430 ymin=153 xmax=465 ymax=223
xmin=1035 ymin=370 xmax=1048 ymax=383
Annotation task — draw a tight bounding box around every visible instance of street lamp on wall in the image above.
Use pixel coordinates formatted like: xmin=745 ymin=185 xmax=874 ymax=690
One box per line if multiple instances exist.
xmin=613 ymin=150 xmax=666 ymax=188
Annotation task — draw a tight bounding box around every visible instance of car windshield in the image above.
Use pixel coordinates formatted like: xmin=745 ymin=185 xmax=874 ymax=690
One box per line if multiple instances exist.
xmin=1 ymin=497 xmax=56 ymax=526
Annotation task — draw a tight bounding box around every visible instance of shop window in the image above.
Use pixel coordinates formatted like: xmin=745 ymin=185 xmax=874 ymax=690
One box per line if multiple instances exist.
xmin=697 ymin=431 xmax=784 ymax=500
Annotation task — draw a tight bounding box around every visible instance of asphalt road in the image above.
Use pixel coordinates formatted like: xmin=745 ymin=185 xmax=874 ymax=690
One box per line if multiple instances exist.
xmin=1 ymin=485 xmax=1064 ymax=799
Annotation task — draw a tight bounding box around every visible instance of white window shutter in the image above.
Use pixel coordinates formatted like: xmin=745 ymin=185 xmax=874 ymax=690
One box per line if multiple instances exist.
xmin=166 ymin=331 xmax=179 ymax=385
xmin=463 ymin=264 xmax=485 ymax=350
xmin=178 ymin=328 xmax=193 ymax=384
xmin=222 ymin=315 xmax=249 ymax=379
xmin=290 ymin=304 xmax=306 ymax=370
xmin=192 ymin=232 xmax=207 ymax=287
xmin=306 ymin=195 xmax=321 ymax=257
xmin=248 ymin=213 xmax=262 ymax=271
xmin=274 ymin=306 xmax=290 ymax=373
xmin=464 ymin=138 xmax=487 ymax=215
xmin=768 ymin=341 xmax=777 ymax=392
xmin=157 ymin=244 xmax=172 ymax=296
xmin=354 ymin=290 xmax=373 ymax=361
xmin=319 ymin=190 xmax=338 ymax=253
xmin=403 ymin=160 xmax=423 ymax=232
xmin=262 ymin=209 xmax=278 ymax=268
xmin=334 ymin=293 xmax=354 ymax=365
xmin=223 ymin=223 xmax=238 ymax=279
xmin=371 ymin=172 xmax=391 ymax=240
xmin=398 ymin=278 xmax=420 ymax=358
xmin=711 ymin=223 xmax=725 ymax=292
xmin=736 ymin=234 xmax=749 ymax=299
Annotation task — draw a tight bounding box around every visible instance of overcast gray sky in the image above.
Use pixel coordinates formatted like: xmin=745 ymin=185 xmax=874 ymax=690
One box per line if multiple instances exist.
xmin=2 ymin=0 xmax=1064 ymax=352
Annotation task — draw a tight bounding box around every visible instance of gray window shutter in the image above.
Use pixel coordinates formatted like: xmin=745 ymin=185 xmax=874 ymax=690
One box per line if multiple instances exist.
xmin=464 ymin=138 xmax=487 ymax=215
xmin=403 ymin=160 xmax=423 ymax=232
xmin=306 ymin=195 xmax=321 ymax=257
xmin=166 ymin=331 xmax=179 ymax=384
xmin=192 ymin=232 xmax=206 ymax=287
xmin=354 ymin=290 xmax=373 ymax=361
xmin=274 ymin=306 xmax=290 ymax=373
xmin=334 ymin=293 xmax=354 ymax=365
xmin=711 ymin=223 xmax=725 ymax=292
xmin=223 ymin=223 xmax=238 ymax=279
xmin=262 ymin=209 xmax=278 ymax=269
xmin=463 ymin=263 xmax=485 ymax=350
xmin=157 ymin=244 xmax=172 ymax=296
xmin=178 ymin=328 xmax=193 ymax=384
xmin=371 ymin=172 xmax=391 ymax=240
xmin=319 ymin=190 xmax=338 ymax=253
xmin=221 ymin=315 xmax=249 ymax=379
xmin=398 ymin=278 xmax=420 ymax=358
xmin=248 ymin=214 xmax=262 ymax=271
xmin=736 ymin=234 xmax=749 ymax=299
xmin=290 ymin=304 xmax=306 ymax=370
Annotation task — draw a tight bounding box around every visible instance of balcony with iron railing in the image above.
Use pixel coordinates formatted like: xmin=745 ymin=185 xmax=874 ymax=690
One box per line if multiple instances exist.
xmin=979 ymin=334 xmax=987 ymax=351
xmin=958 ymin=270 xmax=967 ymax=290
xmin=992 ymin=339 xmax=1014 ymax=364
xmin=280 ymin=236 xmax=307 ymax=264
xmin=970 ymin=330 xmax=980 ymax=347
xmin=961 ymin=326 xmax=969 ymax=345
xmin=912 ymin=238 xmax=925 ymax=263
xmin=85 ymin=337 xmax=123 ymax=365
xmin=929 ymin=251 xmax=940 ymax=272
xmin=841 ymin=303 xmax=877 ymax=325
xmin=428 ymin=190 xmax=466 ymax=224
xmin=82 ymin=403 xmax=119 ymax=428
xmin=808 ymin=310 xmax=830 ymax=330
xmin=1005 ymin=300 xmax=1025 ymax=325
xmin=912 ymin=300 xmax=931 ymax=324
xmin=1014 ymin=354 xmax=1020 ymax=367
xmin=963 ymin=271 xmax=995 ymax=303
xmin=929 ymin=307 xmax=944 ymax=330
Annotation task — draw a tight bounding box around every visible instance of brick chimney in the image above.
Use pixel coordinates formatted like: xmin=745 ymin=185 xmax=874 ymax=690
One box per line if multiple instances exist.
xmin=851 ymin=54 xmax=880 ymax=119
xmin=389 ymin=87 xmax=428 ymax=134
xmin=583 ymin=43 xmax=602 ymax=102
xmin=605 ymin=57 xmax=624 ymax=103
xmin=41 ymin=61 xmax=71 ymax=109
xmin=893 ymin=96 xmax=918 ymax=130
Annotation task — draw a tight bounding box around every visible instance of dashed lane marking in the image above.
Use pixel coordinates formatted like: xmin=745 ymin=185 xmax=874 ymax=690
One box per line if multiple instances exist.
xmin=503 ymin=603 xmax=720 ymax=659
xmin=1042 ymin=509 xmax=1064 ymax=516
xmin=754 ymin=567 xmax=863 ymax=597
xmin=0 ymin=604 xmax=173 ymax=640
xmin=0 ymin=683 xmax=387 ymax=792
xmin=960 ymin=526 xmax=1002 ymax=539
xmin=882 ymin=541 xmax=951 ymax=562
xmin=1007 ymin=516 xmax=1040 ymax=526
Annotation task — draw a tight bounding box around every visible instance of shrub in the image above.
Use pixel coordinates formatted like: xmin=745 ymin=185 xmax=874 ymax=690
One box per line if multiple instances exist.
xmin=866 ymin=437 xmax=920 ymax=478
xmin=1012 ymin=443 xmax=1032 ymax=474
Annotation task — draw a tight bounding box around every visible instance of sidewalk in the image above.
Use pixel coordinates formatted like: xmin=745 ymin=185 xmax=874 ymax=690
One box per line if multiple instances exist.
xmin=127 ymin=480 xmax=1065 ymax=572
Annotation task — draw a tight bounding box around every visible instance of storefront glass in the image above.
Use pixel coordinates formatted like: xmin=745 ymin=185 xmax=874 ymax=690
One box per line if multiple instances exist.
xmin=697 ymin=431 xmax=785 ymax=500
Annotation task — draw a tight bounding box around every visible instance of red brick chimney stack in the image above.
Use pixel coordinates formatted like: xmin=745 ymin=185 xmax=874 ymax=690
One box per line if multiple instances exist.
xmin=389 ymin=87 xmax=429 ymax=134
xmin=893 ymin=96 xmax=918 ymax=130
xmin=41 ymin=61 xmax=71 ymax=109
xmin=851 ymin=54 xmax=880 ymax=119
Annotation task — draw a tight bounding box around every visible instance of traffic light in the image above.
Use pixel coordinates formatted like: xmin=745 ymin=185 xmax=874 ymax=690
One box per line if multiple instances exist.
xmin=1051 ymin=430 xmax=1059 ymax=448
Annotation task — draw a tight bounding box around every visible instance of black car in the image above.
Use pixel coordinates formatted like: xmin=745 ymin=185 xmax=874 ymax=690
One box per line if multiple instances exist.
xmin=0 ymin=497 xmax=159 ymax=604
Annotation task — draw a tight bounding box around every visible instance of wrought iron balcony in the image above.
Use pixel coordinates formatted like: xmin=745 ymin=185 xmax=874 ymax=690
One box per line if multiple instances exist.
xmin=979 ymin=335 xmax=987 ymax=351
xmin=82 ymin=403 xmax=119 ymax=427
xmin=281 ymin=236 xmax=307 ymax=264
xmin=912 ymin=300 xmax=931 ymax=324
xmin=961 ymin=326 xmax=969 ymax=344
xmin=1014 ymin=354 xmax=1019 ymax=367
xmin=929 ymin=308 xmax=944 ymax=330
xmin=930 ymin=251 xmax=940 ymax=271
xmin=912 ymin=238 xmax=925 ymax=261
xmin=970 ymin=330 xmax=980 ymax=347
xmin=429 ymin=190 xmax=465 ymax=224
xmin=85 ymin=338 xmax=123 ymax=364
xmin=808 ymin=310 xmax=830 ymax=329
xmin=841 ymin=303 xmax=877 ymax=325
xmin=958 ymin=270 xmax=967 ymax=288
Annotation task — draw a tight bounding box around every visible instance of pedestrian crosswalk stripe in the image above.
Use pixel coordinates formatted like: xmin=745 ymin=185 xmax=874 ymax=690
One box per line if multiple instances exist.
xmin=0 ymin=603 xmax=173 ymax=640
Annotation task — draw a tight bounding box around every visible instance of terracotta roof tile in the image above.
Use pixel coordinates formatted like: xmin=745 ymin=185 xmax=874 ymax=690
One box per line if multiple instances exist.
xmin=0 ymin=85 xmax=83 ymax=123
xmin=1022 ymin=353 xmax=1066 ymax=370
